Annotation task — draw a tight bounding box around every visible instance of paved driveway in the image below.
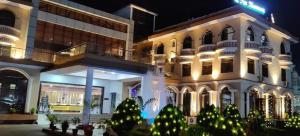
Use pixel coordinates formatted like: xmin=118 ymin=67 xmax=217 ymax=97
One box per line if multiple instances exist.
xmin=0 ymin=125 xmax=48 ymax=136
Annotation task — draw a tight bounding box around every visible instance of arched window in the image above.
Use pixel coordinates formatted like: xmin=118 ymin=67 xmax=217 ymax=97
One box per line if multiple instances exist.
xmin=0 ymin=70 xmax=28 ymax=114
xmin=183 ymin=92 xmax=191 ymax=116
xmin=199 ymin=89 xmax=210 ymax=110
xmin=249 ymin=89 xmax=259 ymax=111
xmin=261 ymin=33 xmax=269 ymax=46
xmin=221 ymin=26 xmax=234 ymax=41
xmin=156 ymin=44 xmax=164 ymax=54
xmin=280 ymin=42 xmax=286 ymax=54
xmin=268 ymin=94 xmax=276 ymax=118
xmin=285 ymin=95 xmax=292 ymax=116
xmin=183 ymin=36 xmax=192 ymax=49
xmin=0 ymin=10 xmax=16 ymax=27
xmin=202 ymin=31 xmax=213 ymax=44
xmin=167 ymin=88 xmax=177 ymax=106
xmin=220 ymin=87 xmax=231 ymax=111
xmin=246 ymin=27 xmax=255 ymax=41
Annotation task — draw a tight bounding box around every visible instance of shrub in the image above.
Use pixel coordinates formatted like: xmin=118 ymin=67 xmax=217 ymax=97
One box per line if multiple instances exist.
xmin=197 ymin=105 xmax=222 ymax=135
xmin=186 ymin=125 xmax=210 ymax=136
xmin=151 ymin=104 xmax=187 ymax=136
xmin=111 ymin=98 xmax=142 ymax=136
xmin=285 ymin=114 xmax=300 ymax=129
xmin=222 ymin=104 xmax=246 ymax=136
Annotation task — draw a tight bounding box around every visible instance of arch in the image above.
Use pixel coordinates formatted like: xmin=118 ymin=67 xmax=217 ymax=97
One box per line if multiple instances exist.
xmin=280 ymin=42 xmax=286 ymax=54
xmin=284 ymin=94 xmax=293 ymax=116
xmin=167 ymin=86 xmax=179 ymax=106
xmin=156 ymin=43 xmax=164 ymax=54
xmin=246 ymin=86 xmax=264 ymax=97
xmin=267 ymin=93 xmax=277 ymax=118
xmin=181 ymin=86 xmax=194 ymax=116
xmin=221 ymin=26 xmax=235 ymax=41
xmin=196 ymin=85 xmax=212 ymax=112
xmin=261 ymin=32 xmax=269 ymax=46
xmin=183 ymin=36 xmax=193 ymax=49
xmin=0 ymin=67 xmax=30 ymax=114
xmin=0 ymin=10 xmax=16 ymax=27
xmin=220 ymin=87 xmax=232 ymax=111
xmin=202 ymin=31 xmax=213 ymax=44
xmin=246 ymin=27 xmax=255 ymax=41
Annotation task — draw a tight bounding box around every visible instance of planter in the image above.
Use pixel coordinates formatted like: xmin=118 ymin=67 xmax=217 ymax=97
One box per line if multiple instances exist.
xmin=72 ymin=129 xmax=78 ymax=136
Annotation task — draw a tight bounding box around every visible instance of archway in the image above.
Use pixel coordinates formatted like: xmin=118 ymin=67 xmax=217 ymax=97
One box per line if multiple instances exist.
xmin=249 ymin=89 xmax=260 ymax=111
xmin=220 ymin=87 xmax=231 ymax=112
xmin=167 ymin=86 xmax=179 ymax=106
xmin=0 ymin=69 xmax=29 ymax=114
xmin=284 ymin=94 xmax=292 ymax=116
xmin=0 ymin=10 xmax=16 ymax=27
xmin=181 ymin=86 xmax=193 ymax=116
xmin=268 ymin=93 xmax=277 ymax=119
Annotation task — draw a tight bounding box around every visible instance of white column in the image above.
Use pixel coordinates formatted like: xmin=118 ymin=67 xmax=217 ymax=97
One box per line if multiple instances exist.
xmin=25 ymin=78 xmax=33 ymax=113
xmin=246 ymin=92 xmax=250 ymax=116
xmin=82 ymin=67 xmax=94 ymax=125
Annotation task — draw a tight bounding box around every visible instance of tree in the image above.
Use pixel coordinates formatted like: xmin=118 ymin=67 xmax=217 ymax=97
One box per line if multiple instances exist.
xmin=111 ymin=98 xmax=142 ymax=136
xmin=285 ymin=114 xmax=300 ymax=129
xmin=197 ymin=105 xmax=223 ymax=135
xmin=151 ymin=104 xmax=187 ymax=136
xmin=222 ymin=104 xmax=246 ymax=136
xmin=246 ymin=109 xmax=265 ymax=136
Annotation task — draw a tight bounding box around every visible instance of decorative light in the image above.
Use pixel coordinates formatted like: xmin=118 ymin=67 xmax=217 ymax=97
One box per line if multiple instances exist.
xmin=234 ymin=0 xmax=266 ymax=14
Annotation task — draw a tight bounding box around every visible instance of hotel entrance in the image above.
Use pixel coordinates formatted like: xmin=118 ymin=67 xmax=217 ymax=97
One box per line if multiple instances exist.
xmin=38 ymin=83 xmax=104 ymax=114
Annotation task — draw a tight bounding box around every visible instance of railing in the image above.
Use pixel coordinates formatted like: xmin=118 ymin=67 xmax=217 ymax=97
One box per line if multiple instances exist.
xmin=219 ymin=51 xmax=236 ymax=57
xmin=0 ymin=25 xmax=21 ymax=39
xmin=278 ymin=54 xmax=292 ymax=64
xmin=199 ymin=44 xmax=215 ymax=53
xmin=260 ymin=46 xmax=273 ymax=54
xmin=0 ymin=37 xmax=14 ymax=46
xmin=0 ymin=46 xmax=54 ymax=63
xmin=180 ymin=48 xmax=195 ymax=56
xmin=53 ymin=43 xmax=132 ymax=64
xmin=216 ymin=40 xmax=238 ymax=50
xmin=245 ymin=41 xmax=261 ymax=51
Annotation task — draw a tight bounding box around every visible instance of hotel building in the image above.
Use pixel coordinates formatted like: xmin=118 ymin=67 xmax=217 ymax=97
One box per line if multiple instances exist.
xmin=134 ymin=6 xmax=299 ymax=120
xmin=0 ymin=0 xmax=162 ymax=124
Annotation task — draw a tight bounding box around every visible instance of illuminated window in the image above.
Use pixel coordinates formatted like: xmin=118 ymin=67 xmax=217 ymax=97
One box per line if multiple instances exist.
xmin=249 ymin=90 xmax=259 ymax=111
xmin=182 ymin=63 xmax=191 ymax=77
xmin=202 ymin=31 xmax=213 ymax=44
xmin=221 ymin=26 xmax=234 ymax=41
xmin=202 ymin=61 xmax=212 ymax=75
xmin=199 ymin=89 xmax=209 ymax=110
xmin=183 ymin=36 xmax=193 ymax=49
xmin=262 ymin=63 xmax=269 ymax=78
xmin=281 ymin=69 xmax=287 ymax=82
xmin=247 ymin=58 xmax=255 ymax=74
xmin=261 ymin=33 xmax=269 ymax=46
xmin=221 ymin=87 xmax=231 ymax=112
xmin=221 ymin=58 xmax=233 ymax=73
xmin=156 ymin=44 xmax=164 ymax=54
xmin=246 ymin=27 xmax=255 ymax=41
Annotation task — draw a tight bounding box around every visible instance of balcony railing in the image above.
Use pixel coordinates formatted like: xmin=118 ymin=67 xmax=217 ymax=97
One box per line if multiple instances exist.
xmin=278 ymin=54 xmax=293 ymax=65
xmin=245 ymin=41 xmax=261 ymax=53
xmin=218 ymin=51 xmax=236 ymax=58
xmin=216 ymin=40 xmax=238 ymax=52
xmin=53 ymin=43 xmax=132 ymax=64
xmin=0 ymin=46 xmax=54 ymax=63
xmin=0 ymin=25 xmax=20 ymax=40
xmin=260 ymin=46 xmax=273 ymax=55
xmin=198 ymin=44 xmax=215 ymax=54
xmin=180 ymin=49 xmax=195 ymax=57
xmin=0 ymin=37 xmax=14 ymax=46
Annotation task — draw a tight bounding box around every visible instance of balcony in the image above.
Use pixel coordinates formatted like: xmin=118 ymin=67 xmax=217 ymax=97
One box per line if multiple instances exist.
xmin=261 ymin=56 xmax=273 ymax=64
xmin=216 ymin=40 xmax=238 ymax=52
xmin=179 ymin=48 xmax=196 ymax=58
xmin=260 ymin=46 xmax=273 ymax=57
xmin=199 ymin=54 xmax=214 ymax=61
xmin=0 ymin=25 xmax=20 ymax=41
xmin=245 ymin=41 xmax=261 ymax=53
xmin=278 ymin=54 xmax=293 ymax=67
xmin=198 ymin=44 xmax=215 ymax=55
xmin=218 ymin=51 xmax=236 ymax=59
xmin=246 ymin=53 xmax=260 ymax=60
xmin=0 ymin=37 xmax=15 ymax=46
xmin=178 ymin=57 xmax=193 ymax=64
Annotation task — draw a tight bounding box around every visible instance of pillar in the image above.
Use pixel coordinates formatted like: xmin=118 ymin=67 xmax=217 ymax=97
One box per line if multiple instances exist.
xmin=82 ymin=67 xmax=94 ymax=125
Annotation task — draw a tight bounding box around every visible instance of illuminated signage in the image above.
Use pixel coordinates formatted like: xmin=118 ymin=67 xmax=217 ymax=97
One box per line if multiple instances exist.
xmin=234 ymin=0 xmax=266 ymax=14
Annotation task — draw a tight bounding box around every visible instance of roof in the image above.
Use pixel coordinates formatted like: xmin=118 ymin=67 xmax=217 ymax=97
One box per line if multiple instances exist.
xmin=149 ymin=6 xmax=298 ymax=43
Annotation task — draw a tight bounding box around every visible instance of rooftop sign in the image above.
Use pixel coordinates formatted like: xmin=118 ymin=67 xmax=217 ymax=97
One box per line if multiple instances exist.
xmin=234 ymin=0 xmax=266 ymax=14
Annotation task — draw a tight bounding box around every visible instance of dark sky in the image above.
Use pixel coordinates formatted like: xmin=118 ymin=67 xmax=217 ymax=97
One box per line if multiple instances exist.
xmin=72 ymin=0 xmax=300 ymax=72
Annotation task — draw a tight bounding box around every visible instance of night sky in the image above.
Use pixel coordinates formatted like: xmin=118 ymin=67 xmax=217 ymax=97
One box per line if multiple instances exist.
xmin=72 ymin=0 xmax=300 ymax=72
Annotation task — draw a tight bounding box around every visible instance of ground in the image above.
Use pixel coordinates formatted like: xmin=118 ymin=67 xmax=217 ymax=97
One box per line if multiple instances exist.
xmin=0 ymin=125 xmax=48 ymax=136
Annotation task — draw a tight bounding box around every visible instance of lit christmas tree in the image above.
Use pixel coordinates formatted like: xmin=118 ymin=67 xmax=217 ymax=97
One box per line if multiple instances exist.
xmin=285 ymin=114 xmax=300 ymax=129
xmin=111 ymin=98 xmax=142 ymax=135
xmin=197 ymin=105 xmax=223 ymax=135
xmin=222 ymin=104 xmax=246 ymax=136
xmin=150 ymin=104 xmax=187 ymax=136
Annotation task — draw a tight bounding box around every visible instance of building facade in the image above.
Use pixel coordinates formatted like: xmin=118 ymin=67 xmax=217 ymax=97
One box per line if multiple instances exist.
xmin=0 ymin=0 xmax=164 ymax=124
xmin=135 ymin=6 xmax=299 ymax=119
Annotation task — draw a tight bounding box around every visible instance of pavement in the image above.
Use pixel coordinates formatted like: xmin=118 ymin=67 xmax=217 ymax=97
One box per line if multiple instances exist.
xmin=0 ymin=124 xmax=48 ymax=136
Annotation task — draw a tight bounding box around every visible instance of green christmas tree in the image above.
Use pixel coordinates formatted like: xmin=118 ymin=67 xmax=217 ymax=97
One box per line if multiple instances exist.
xmin=285 ymin=114 xmax=300 ymax=129
xmin=246 ymin=109 xmax=265 ymax=136
xmin=150 ymin=104 xmax=187 ymax=136
xmin=111 ymin=98 xmax=142 ymax=135
xmin=222 ymin=104 xmax=246 ymax=136
xmin=197 ymin=104 xmax=223 ymax=135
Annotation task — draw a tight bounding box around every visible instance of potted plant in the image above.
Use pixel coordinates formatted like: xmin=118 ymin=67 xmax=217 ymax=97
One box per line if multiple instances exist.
xmin=9 ymin=108 xmax=17 ymax=114
xmin=47 ymin=114 xmax=58 ymax=131
xmin=71 ymin=117 xmax=80 ymax=135
xmin=83 ymin=125 xmax=94 ymax=136
xmin=30 ymin=108 xmax=36 ymax=115
xmin=61 ymin=120 xmax=69 ymax=133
